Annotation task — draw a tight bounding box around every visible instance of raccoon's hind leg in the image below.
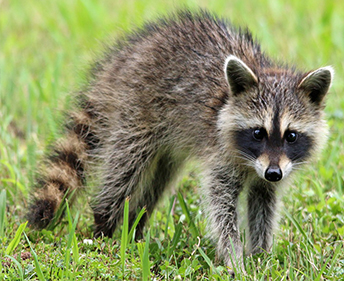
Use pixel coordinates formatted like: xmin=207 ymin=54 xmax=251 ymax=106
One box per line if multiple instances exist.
xmin=247 ymin=179 xmax=277 ymax=255
xmin=93 ymin=141 xmax=180 ymax=238
xmin=128 ymin=150 xmax=181 ymax=238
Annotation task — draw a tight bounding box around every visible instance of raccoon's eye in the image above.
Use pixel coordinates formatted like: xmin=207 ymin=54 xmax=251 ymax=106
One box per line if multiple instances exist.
xmin=285 ymin=131 xmax=298 ymax=143
xmin=252 ymin=128 xmax=266 ymax=141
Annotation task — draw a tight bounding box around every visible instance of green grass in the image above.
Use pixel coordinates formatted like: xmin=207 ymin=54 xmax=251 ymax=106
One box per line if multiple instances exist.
xmin=1 ymin=0 xmax=344 ymax=279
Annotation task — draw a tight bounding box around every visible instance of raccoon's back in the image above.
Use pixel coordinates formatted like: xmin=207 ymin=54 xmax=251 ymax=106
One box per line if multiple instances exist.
xmin=86 ymin=10 xmax=271 ymax=144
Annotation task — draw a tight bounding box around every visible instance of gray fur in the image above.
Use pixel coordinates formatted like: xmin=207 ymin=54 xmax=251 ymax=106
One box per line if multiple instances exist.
xmin=28 ymin=10 xmax=332 ymax=272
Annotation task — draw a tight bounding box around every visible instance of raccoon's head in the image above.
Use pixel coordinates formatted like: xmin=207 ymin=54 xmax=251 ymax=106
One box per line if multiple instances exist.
xmin=219 ymin=55 xmax=333 ymax=182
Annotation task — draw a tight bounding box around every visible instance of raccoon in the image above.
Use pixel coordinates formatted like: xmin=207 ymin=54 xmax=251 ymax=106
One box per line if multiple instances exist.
xmin=27 ymin=10 xmax=333 ymax=271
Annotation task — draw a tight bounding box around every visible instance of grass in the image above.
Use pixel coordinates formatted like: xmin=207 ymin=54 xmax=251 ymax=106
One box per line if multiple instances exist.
xmin=1 ymin=0 xmax=344 ymax=279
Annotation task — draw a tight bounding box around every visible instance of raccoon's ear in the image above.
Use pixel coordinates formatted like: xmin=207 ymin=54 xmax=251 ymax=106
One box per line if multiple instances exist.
xmin=298 ymin=66 xmax=334 ymax=105
xmin=224 ymin=55 xmax=258 ymax=96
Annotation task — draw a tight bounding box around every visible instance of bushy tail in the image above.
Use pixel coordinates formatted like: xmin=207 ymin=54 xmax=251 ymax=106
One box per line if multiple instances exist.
xmin=27 ymin=98 xmax=99 ymax=229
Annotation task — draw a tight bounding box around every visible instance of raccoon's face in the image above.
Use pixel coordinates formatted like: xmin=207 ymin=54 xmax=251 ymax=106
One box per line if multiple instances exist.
xmin=219 ymin=55 xmax=333 ymax=183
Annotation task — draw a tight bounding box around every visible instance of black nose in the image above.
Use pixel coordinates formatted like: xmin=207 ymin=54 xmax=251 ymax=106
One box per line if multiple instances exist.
xmin=265 ymin=167 xmax=282 ymax=182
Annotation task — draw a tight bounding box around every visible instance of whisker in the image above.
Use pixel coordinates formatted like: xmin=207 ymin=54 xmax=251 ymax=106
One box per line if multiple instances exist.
xmin=236 ymin=150 xmax=256 ymax=162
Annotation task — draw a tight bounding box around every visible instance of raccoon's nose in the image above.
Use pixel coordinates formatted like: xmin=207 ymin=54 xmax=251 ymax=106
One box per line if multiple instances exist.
xmin=265 ymin=166 xmax=282 ymax=182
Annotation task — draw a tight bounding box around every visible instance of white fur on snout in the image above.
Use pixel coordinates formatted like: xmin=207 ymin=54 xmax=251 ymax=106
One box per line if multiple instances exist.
xmin=254 ymin=154 xmax=269 ymax=180
xmin=279 ymin=154 xmax=293 ymax=178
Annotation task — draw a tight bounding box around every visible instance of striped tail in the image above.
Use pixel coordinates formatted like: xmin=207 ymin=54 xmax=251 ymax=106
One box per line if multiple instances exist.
xmin=27 ymin=98 xmax=99 ymax=229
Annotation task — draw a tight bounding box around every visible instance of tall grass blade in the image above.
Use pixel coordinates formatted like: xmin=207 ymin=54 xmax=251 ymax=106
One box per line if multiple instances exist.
xmin=142 ymin=231 xmax=151 ymax=281
xmin=314 ymin=254 xmax=331 ymax=281
xmin=63 ymin=200 xmax=80 ymax=279
xmin=24 ymin=232 xmax=45 ymax=281
xmin=326 ymin=243 xmax=342 ymax=276
xmin=0 ymin=189 xmax=6 ymax=237
xmin=72 ymin=233 xmax=79 ymax=264
xmin=197 ymin=247 xmax=220 ymax=275
xmin=228 ymin=236 xmax=240 ymax=276
xmin=284 ymin=208 xmax=314 ymax=248
xmin=5 ymin=255 xmax=24 ymax=280
xmin=168 ymin=222 xmax=182 ymax=257
xmin=164 ymin=195 xmax=176 ymax=239
xmin=128 ymin=206 xmax=146 ymax=242
xmin=177 ymin=192 xmax=199 ymax=238
xmin=121 ymin=197 xmax=130 ymax=277
xmin=47 ymin=189 xmax=76 ymax=231
xmin=5 ymin=221 xmax=28 ymax=255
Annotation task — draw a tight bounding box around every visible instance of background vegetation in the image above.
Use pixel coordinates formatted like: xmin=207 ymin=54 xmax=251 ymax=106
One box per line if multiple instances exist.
xmin=1 ymin=0 xmax=343 ymax=279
